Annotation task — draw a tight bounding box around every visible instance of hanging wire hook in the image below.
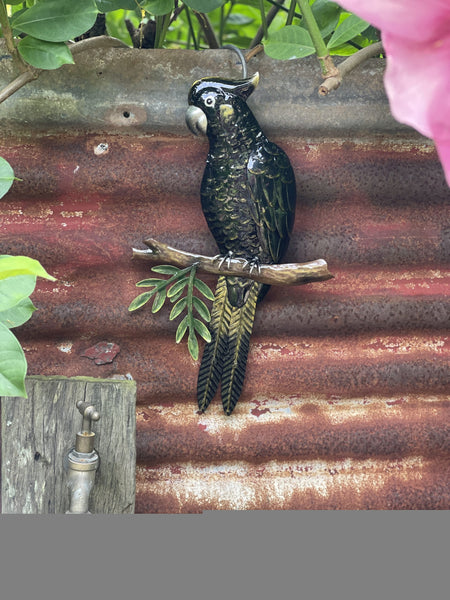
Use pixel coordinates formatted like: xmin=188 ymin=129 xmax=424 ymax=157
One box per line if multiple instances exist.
xmin=222 ymin=44 xmax=248 ymax=78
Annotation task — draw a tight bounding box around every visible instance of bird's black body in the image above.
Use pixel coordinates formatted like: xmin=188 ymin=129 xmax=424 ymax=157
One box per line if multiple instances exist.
xmin=186 ymin=73 xmax=296 ymax=415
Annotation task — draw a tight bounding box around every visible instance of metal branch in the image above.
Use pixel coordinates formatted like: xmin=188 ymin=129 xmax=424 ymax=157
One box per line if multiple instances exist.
xmin=133 ymin=238 xmax=333 ymax=286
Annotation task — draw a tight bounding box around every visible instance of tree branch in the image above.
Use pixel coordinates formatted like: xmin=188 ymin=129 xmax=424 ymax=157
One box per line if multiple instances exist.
xmin=193 ymin=12 xmax=220 ymax=49
xmin=0 ymin=36 xmax=129 ymax=106
xmin=250 ymin=1 xmax=285 ymax=49
xmin=0 ymin=69 xmax=39 ymax=104
xmin=0 ymin=0 xmax=26 ymax=69
xmin=319 ymin=41 xmax=384 ymax=96
xmin=133 ymin=238 xmax=333 ymax=286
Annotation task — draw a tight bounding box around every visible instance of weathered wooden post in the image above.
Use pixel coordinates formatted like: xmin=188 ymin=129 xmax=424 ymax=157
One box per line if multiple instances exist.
xmin=1 ymin=376 xmax=136 ymax=514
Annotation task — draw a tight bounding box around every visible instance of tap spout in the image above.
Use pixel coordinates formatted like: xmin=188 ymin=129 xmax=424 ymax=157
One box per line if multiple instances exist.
xmin=65 ymin=449 xmax=99 ymax=514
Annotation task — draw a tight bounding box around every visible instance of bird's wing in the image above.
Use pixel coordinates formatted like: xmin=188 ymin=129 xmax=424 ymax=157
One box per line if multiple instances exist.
xmin=247 ymin=140 xmax=296 ymax=263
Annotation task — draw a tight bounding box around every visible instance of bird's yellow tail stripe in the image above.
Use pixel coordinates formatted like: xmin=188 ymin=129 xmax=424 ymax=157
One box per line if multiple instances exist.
xmin=221 ymin=281 xmax=259 ymax=415
xmin=197 ymin=276 xmax=232 ymax=412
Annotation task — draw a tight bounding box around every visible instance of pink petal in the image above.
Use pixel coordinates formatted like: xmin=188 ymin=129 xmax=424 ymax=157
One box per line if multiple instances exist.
xmin=383 ymin=32 xmax=450 ymax=183
xmin=337 ymin=0 xmax=450 ymax=184
xmin=337 ymin=0 xmax=450 ymax=43
xmin=434 ymin=139 xmax=450 ymax=186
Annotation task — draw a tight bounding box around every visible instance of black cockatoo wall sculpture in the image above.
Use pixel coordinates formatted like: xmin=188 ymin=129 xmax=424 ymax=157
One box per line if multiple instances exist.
xmin=186 ymin=72 xmax=296 ymax=415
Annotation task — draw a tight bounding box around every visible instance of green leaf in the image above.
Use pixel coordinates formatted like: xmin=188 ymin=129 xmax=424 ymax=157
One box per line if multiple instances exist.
xmin=175 ymin=315 xmax=188 ymax=343
xmin=187 ymin=327 xmax=199 ymax=360
xmin=192 ymin=296 xmax=211 ymax=322
xmin=193 ymin=278 xmax=215 ymax=300
xmin=18 ymin=37 xmax=74 ymax=70
xmin=167 ymin=277 xmax=188 ymax=298
xmin=0 ymin=157 xmax=15 ymax=199
xmin=142 ymin=0 xmax=174 ymax=16
xmin=128 ymin=290 xmax=155 ymax=311
xmin=0 ymin=322 xmax=28 ymax=398
xmin=264 ymin=25 xmax=315 ymax=60
xmin=152 ymin=265 xmax=180 ymax=275
xmin=363 ymin=26 xmax=381 ymax=43
xmin=0 ymin=255 xmax=56 ymax=281
xmin=96 ymin=0 xmax=137 ymax=11
xmin=327 ymin=14 xmax=369 ymax=50
xmin=168 ymin=287 xmax=185 ymax=303
xmin=193 ymin=318 xmax=211 ymax=343
xmin=0 ymin=275 xmax=36 ymax=312
xmin=136 ymin=278 xmax=163 ymax=287
xmin=169 ymin=296 xmax=187 ymax=320
xmin=227 ymin=13 xmax=254 ymax=26
xmin=13 ymin=0 xmax=98 ymax=43
xmin=0 ymin=297 xmax=36 ymax=329
xmin=183 ymin=0 xmax=225 ymax=13
xmin=152 ymin=288 xmax=166 ymax=313
xmin=311 ymin=0 xmax=341 ymax=39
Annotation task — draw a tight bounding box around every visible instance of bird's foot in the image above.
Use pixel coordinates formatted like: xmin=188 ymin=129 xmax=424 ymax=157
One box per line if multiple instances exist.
xmin=214 ymin=251 xmax=234 ymax=270
xmin=214 ymin=252 xmax=260 ymax=273
xmin=243 ymin=257 xmax=261 ymax=275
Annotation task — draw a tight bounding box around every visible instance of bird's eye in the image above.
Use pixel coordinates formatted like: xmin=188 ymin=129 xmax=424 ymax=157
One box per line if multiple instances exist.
xmin=205 ymin=96 xmax=215 ymax=107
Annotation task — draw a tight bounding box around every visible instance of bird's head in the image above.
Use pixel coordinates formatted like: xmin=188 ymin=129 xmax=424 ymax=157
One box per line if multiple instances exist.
xmin=186 ymin=72 xmax=259 ymax=136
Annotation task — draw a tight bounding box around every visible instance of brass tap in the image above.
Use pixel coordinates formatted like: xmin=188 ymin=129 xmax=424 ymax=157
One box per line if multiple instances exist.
xmin=65 ymin=400 xmax=100 ymax=514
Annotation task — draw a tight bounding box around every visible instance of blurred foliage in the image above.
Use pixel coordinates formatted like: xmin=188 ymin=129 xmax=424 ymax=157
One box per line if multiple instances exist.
xmin=103 ymin=1 xmax=379 ymax=54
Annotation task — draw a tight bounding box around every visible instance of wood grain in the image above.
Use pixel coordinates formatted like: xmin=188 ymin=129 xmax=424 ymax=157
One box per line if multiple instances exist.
xmin=1 ymin=376 xmax=136 ymax=514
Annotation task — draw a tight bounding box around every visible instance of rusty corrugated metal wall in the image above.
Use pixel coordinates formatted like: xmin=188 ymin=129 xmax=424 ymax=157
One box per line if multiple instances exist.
xmin=1 ymin=47 xmax=449 ymax=511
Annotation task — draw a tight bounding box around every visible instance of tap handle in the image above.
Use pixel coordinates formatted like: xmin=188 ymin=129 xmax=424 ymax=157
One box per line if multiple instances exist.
xmin=76 ymin=400 xmax=101 ymax=434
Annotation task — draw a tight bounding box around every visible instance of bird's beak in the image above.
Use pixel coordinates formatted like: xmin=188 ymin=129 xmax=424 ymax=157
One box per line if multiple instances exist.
xmin=186 ymin=105 xmax=207 ymax=136
xmin=249 ymin=71 xmax=259 ymax=89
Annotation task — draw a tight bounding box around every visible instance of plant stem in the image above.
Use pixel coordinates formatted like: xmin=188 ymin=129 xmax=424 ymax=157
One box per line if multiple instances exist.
xmin=296 ymin=0 xmax=338 ymax=77
xmin=0 ymin=0 xmax=27 ymax=70
xmin=155 ymin=13 xmax=172 ymax=48
xmin=184 ymin=6 xmax=199 ymax=51
xmin=193 ymin=11 xmax=219 ymax=49
xmin=0 ymin=1 xmax=15 ymax=56
xmin=258 ymin=0 xmax=268 ymax=40
xmin=250 ymin=0 xmax=285 ymax=48
xmin=219 ymin=4 xmax=225 ymax=46
xmin=0 ymin=69 xmax=37 ymax=104
xmin=296 ymin=0 xmax=326 ymax=56
xmin=318 ymin=41 xmax=384 ymax=96
xmin=286 ymin=0 xmax=297 ymax=26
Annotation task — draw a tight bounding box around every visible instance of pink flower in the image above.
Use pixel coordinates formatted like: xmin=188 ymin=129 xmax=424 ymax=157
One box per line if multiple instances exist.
xmin=337 ymin=0 xmax=450 ymax=186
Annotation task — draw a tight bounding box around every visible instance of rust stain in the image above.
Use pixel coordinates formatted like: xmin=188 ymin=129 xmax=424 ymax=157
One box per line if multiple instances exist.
xmin=135 ymin=457 xmax=449 ymax=512
xmin=135 ymin=395 xmax=450 ymax=464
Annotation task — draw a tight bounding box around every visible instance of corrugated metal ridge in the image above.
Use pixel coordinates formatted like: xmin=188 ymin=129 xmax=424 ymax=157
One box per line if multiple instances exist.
xmin=0 ymin=43 xmax=409 ymax=136
xmin=135 ymin=457 xmax=449 ymax=512
xmin=136 ymin=394 xmax=450 ymax=462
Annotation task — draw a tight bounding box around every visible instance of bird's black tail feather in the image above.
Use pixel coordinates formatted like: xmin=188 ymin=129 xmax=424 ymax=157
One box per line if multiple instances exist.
xmin=197 ymin=275 xmax=259 ymax=415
